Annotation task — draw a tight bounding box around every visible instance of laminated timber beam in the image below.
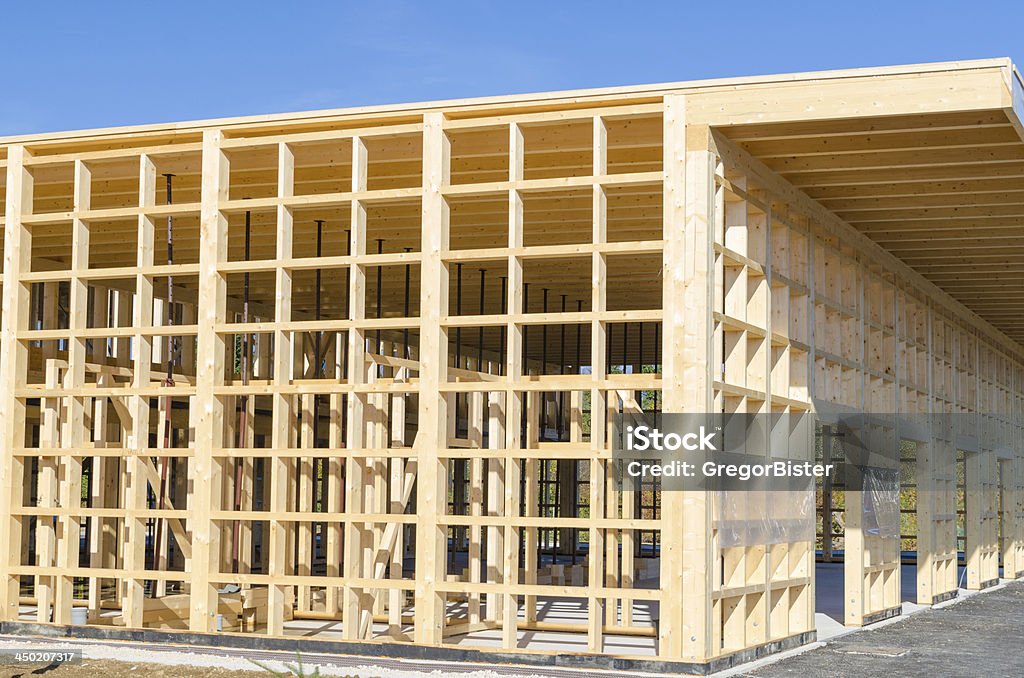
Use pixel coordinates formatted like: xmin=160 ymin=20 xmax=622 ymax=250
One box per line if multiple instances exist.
xmin=684 ymin=65 xmax=1012 ymax=128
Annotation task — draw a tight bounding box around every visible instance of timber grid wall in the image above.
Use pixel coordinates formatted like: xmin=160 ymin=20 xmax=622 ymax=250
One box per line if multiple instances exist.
xmin=0 ymin=58 xmax=1022 ymax=671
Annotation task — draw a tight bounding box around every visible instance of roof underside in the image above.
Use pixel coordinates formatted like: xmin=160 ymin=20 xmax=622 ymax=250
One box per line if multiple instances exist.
xmin=725 ymin=107 xmax=1024 ymax=343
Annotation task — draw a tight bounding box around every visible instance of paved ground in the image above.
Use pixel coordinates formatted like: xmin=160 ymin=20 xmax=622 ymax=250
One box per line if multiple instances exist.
xmin=748 ymin=579 xmax=1024 ymax=678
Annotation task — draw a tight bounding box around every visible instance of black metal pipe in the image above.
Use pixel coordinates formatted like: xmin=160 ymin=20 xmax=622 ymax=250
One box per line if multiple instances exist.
xmin=232 ymin=209 xmax=253 ymax=572
xmin=477 ymin=270 xmax=487 ymax=371
xmin=558 ymin=294 xmax=566 ymax=438
xmin=575 ymin=300 xmax=583 ymax=374
xmin=523 ymin=283 xmax=529 ymax=371
xmin=403 ymin=248 xmax=412 ymax=358
xmin=163 ymin=174 xmax=175 ymax=383
xmin=455 ymin=263 xmax=463 ymax=368
xmin=654 ymin=322 xmax=660 ymax=415
xmin=499 ymin=276 xmax=507 ymax=376
xmin=343 ymin=229 xmax=351 ymax=376
xmin=153 ymin=172 xmax=175 ymax=592
xmin=622 ymin=322 xmax=628 ymax=376
xmin=376 ymin=239 xmax=384 ymax=378
xmin=314 ymin=220 xmax=324 ymax=372
xmin=572 ymin=298 xmax=582 ymax=563
xmin=542 ymin=288 xmax=549 ymax=372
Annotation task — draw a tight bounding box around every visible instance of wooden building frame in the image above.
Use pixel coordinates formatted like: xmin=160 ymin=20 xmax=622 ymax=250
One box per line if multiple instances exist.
xmin=0 ymin=58 xmax=1023 ymax=672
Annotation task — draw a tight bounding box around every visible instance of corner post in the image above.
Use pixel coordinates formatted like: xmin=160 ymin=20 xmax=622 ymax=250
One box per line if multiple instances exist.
xmin=660 ymin=94 xmax=715 ymax=662
xmin=0 ymin=145 xmax=33 ymax=621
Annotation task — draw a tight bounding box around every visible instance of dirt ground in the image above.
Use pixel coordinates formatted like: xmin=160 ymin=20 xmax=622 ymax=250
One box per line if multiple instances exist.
xmin=0 ymin=658 xmax=274 ymax=678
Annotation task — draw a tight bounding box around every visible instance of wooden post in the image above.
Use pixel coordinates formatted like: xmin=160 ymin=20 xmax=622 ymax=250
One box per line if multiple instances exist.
xmin=413 ymin=112 xmax=450 ymax=645
xmin=268 ymin=142 xmax=295 ymax=636
xmin=502 ymin=121 xmax=526 ymax=649
xmin=660 ymin=96 xmax=714 ymax=661
xmin=190 ymin=129 xmax=229 ymax=632
xmin=342 ymin=136 xmax=369 ymax=640
xmin=0 ymin=145 xmax=32 ymax=622
xmin=485 ymin=391 xmax=506 ymax=622
xmin=53 ymin=159 xmax=90 ymax=625
xmin=124 ymin=155 xmax=156 ymax=628
xmin=587 ymin=115 xmax=609 ymax=652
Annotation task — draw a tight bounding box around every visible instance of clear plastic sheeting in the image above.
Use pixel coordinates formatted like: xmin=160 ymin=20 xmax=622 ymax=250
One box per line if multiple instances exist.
xmin=863 ymin=466 xmax=901 ymax=538
xmin=717 ymin=485 xmax=816 ymax=547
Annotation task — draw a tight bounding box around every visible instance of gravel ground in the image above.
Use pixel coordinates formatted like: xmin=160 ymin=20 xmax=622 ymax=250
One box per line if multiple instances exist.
xmin=3 ymin=582 xmax=1022 ymax=678
xmin=0 ymin=638 xmax=510 ymax=678
xmin=0 ymin=658 xmax=271 ymax=677
xmin=748 ymin=579 xmax=1024 ymax=678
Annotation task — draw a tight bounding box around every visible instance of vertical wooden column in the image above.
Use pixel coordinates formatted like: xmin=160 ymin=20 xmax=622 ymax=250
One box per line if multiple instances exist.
xmin=916 ymin=431 xmax=941 ymax=604
xmin=387 ymin=364 xmax=408 ymax=633
xmin=660 ymin=95 xmax=715 ymax=661
xmin=37 ymin=351 xmax=59 ymax=621
xmin=587 ymin=114 xmax=608 ymax=652
xmin=124 ymin=155 xmax=156 ymax=628
xmin=327 ymin=328 xmax=344 ymax=614
xmin=523 ymin=390 xmax=539 ymax=623
xmin=485 ymin=390 xmax=506 ymax=622
xmin=414 ymin=112 xmax=450 ymax=645
xmin=267 ymin=142 xmax=295 ymax=636
xmin=54 ymin=160 xmax=91 ymax=624
xmin=1012 ymin=449 xmax=1024 ymax=578
xmin=33 ymin=279 xmax=59 ymax=619
xmin=501 ymin=121 xmax=525 ymax=649
xmin=467 ymin=390 xmax=484 ymax=623
xmin=88 ymin=365 xmax=111 ymax=614
xmin=190 ymin=129 xmax=229 ymax=632
xmin=0 ymin=145 xmax=33 ymax=621
xmin=298 ymin=386 xmax=314 ymax=611
xmin=342 ymin=136 xmax=368 ymax=639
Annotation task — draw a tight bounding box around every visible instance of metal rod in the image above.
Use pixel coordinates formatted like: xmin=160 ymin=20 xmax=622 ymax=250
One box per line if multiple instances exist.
xmin=376 ymin=239 xmax=384 ymax=378
xmin=403 ymin=248 xmax=412 ymax=358
xmin=343 ymin=229 xmax=351 ymax=376
xmin=314 ymin=220 xmax=325 ymax=546
xmin=153 ymin=173 xmax=175 ymax=591
xmin=455 ymin=263 xmax=463 ymax=368
xmin=558 ymin=294 xmax=566 ymax=438
xmin=575 ymin=300 xmax=583 ymax=374
xmin=572 ymin=298 xmax=582 ymax=563
xmin=314 ymin=219 xmax=324 ymax=427
xmin=606 ymin=322 xmax=613 ymax=375
xmin=542 ymin=288 xmax=549 ymax=372
xmin=654 ymin=322 xmax=660 ymax=415
xmin=622 ymin=322 xmax=628 ymax=376
xmin=499 ymin=276 xmax=507 ymax=376
xmin=523 ymin=283 xmax=530 ymax=371
xmin=232 ymin=209 xmax=252 ymax=572
xmin=478 ymin=270 xmax=486 ymax=370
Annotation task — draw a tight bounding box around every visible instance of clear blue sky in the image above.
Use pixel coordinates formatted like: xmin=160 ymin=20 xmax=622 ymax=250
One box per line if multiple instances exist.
xmin=4 ymin=1 xmax=1023 ymax=135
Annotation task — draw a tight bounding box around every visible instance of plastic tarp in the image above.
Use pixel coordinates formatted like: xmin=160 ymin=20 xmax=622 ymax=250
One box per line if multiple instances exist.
xmin=717 ymin=485 xmax=816 ymax=547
